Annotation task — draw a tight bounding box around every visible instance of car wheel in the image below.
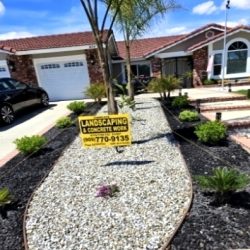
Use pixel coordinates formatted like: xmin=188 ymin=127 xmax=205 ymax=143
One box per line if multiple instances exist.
xmin=40 ymin=92 xmax=49 ymax=107
xmin=0 ymin=105 xmax=15 ymax=124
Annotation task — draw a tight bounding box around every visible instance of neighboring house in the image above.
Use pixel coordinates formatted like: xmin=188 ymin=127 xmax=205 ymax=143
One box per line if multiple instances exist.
xmin=0 ymin=31 xmax=117 ymax=101
xmin=0 ymin=23 xmax=249 ymax=101
xmin=114 ymin=23 xmax=250 ymax=87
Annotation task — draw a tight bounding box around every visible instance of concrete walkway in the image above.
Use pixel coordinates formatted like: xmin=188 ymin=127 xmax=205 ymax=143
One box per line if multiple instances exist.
xmin=0 ymin=101 xmax=72 ymax=167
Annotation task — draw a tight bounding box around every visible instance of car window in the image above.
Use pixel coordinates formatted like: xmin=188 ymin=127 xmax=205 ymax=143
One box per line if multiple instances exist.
xmin=0 ymin=81 xmax=12 ymax=91
xmin=8 ymin=79 xmax=27 ymax=90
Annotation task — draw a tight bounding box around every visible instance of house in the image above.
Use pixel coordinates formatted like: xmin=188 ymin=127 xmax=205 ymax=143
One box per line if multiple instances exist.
xmin=0 ymin=31 xmax=118 ymax=101
xmin=0 ymin=23 xmax=250 ymax=101
xmin=113 ymin=23 xmax=250 ymax=88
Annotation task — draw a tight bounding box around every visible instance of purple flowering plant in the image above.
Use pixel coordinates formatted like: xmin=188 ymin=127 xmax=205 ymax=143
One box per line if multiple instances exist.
xmin=96 ymin=184 xmax=119 ymax=198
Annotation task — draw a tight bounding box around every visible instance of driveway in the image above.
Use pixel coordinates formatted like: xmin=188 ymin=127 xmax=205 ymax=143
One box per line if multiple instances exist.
xmin=0 ymin=101 xmax=75 ymax=167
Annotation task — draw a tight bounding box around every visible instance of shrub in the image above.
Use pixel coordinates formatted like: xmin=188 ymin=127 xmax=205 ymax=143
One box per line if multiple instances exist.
xmin=56 ymin=117 xmax=73 ymax=129
xmin=203 ymin=79 xmax=217 ymax=85
xmin=118 ymin=95 xmax=136 ymax=110
xmin=148 ymin=75 xmax=180 ymax=99
xmin=179 ymin=110 xmax=200 ymax=122
xmin=194 ymin=121 xmax=227 ymax=144
xmin=67 ymin=101 xmax=86 ymax=115
xmin=196 ymin=167 xmax=250 ymax=203
xmin=84 ymin=83 xmax=106 ymax=102
xmin=0 ymin=187 xmax=13 ymax=207
xmin=171 ymin=95 xmax=189 ymax=109
xmin=14 ymin=135 xmax=47 ymax=155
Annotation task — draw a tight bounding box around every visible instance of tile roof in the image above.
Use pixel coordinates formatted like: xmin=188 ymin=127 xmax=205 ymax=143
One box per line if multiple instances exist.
xmin=188 ymin=25 xmax=250 ymax=52
xmin=0 ymin=31 xmax=100 ymax=52
xmin=144 ymin=23 xmax=225 ymax=57
xmin=116 ymin=35 xmax=184 ymax=59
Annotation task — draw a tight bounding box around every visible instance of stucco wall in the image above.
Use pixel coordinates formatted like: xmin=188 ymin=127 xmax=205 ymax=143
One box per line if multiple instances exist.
xmin=213 ymin=31 xmax=250 ymax=50
xmin=160 ymin=29 xmax=222 ymax=53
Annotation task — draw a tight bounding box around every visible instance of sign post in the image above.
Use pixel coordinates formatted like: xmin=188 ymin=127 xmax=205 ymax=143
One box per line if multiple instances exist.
xmin=79 ymin=114 xmax=131 ymax=148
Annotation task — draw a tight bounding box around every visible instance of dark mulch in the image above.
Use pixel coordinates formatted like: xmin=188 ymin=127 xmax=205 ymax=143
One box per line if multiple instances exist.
xmin=0 ymin=102 xmax=103 ymax=250
xmin=161 ymin=101 xmax=250 ymax=250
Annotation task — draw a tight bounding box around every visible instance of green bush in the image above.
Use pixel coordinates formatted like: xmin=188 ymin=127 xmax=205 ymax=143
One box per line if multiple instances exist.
xmin=194 ymin=121 xmax=227 ymax=144
xmin=148 ymin=75 xmax=180 ymax=99
xmin=171 ymin=95 xmax=189 ymax=109
xmin=56 ymin=117 xmax=73 ymax=129
xmin=118 ymin=95 xmax=136 ymax=110
xmin=179 ymin=110 xmax=200 ymax=122
xmin=84 ymin=83 xmax=106 ymax=102
xmin=14 ymin=135 xmax=47 ymax=155
xmin=203 ymin=79 xmax=217 ymax=85
xmin=196 ymin=167 xmax=250 ymax=203
xmin=67 ymin=101 xmax=86 ymax=114
xmin=0 ymin=187 xmax=13 ymax=207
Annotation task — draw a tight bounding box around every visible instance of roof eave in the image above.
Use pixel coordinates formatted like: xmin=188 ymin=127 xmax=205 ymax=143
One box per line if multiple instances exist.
xmin=144 ymin=25 xmax=225 ymax=58
xmin=189 ymin=27 xmax=250 ymax=52
xmin=15 ymin=44 xmax=98 ymax=55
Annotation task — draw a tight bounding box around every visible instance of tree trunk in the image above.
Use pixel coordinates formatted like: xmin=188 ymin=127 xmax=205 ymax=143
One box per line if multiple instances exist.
xmin=96 ymin=41 xmax=118 ymax=114
xmin=125 ymin=43 xmax=134 ymax=100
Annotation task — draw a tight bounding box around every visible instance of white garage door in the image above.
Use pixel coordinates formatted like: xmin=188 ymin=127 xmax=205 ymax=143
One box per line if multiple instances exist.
xmin=35 ymin=57 xmax=90 ymax=101
xmin=0 ymin=61 xmax=10 ymax=78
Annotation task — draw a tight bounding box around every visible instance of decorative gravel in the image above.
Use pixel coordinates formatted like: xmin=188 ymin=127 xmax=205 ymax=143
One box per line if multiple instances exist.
xmin=26 ymin=98 xmax=192 ymax=250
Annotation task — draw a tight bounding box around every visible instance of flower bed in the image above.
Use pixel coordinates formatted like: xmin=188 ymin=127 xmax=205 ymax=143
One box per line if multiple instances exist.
xmin=0 ymin=102 xmax=103 ymax=250
xmin=161 ymin=101 xmax=250 ymax=249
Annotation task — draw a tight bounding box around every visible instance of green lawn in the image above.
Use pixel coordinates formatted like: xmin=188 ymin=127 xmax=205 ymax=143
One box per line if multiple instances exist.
xmin=234 ymin=89 xmax=250 ymax=98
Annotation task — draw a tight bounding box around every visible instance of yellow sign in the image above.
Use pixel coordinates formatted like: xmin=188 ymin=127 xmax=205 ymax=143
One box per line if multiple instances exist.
xmin=78 ymin=114 xmax=131 ymax=148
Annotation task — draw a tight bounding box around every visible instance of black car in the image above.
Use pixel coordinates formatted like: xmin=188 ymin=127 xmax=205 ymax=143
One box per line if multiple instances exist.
xmin=0 ymin=78 xmax=49 ymax=124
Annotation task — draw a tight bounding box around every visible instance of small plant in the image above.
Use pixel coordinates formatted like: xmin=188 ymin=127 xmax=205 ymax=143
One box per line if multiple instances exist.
xmin=179 ymin=110 xmax=200 ymax=122
xmin=203 ymin=79 xmax=217 ymax=85
xmin=0 ymin=187 xmax=13 ymax=207
xmin=118 ymin=95 xmax=136 ymax=110
xmin=194 ymin=121 xmax=227 ymax=144
xmin=67 ymin=101 xmax=86 ymax=115
xmin=84 ymin=83 xmax=106 ymax=102
xmin=196 ymin=167 xmax=250 ymax=203
xmin=148 ymin=76 xmax=180 ymax=99
xmin=96 ymin=184 xmax=119 ymax=198
xmin=171 ymin=95 xmax=189 ymax=109
xmin=14 ymin=135 xmax=47 ymax=155
xmin=56 ymin=117 xmax=73 ymax=129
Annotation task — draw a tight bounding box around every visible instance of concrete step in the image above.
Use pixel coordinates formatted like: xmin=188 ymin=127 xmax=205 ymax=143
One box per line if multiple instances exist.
xmin=190 ymin=95 xmax=247 ymax=104
xmin=202 ymin=110 xmax=250 ymax=128
xmin=199 ymin=100 xmax=250 ymax=112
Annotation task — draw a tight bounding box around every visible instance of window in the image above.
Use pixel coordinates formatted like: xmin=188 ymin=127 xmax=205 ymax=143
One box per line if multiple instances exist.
xmin=227 ymin=41 xmax=248 ymax=74
xmin=124 ymin=63 xmax=150 ymax=80
xmin=64 ymin=61 xmax=83 ymax=67
xmin=8 ymin=79 xmax=27 ymax=90
xmin=41 ymin=64 xmax=60 ymax=70
xmin=213 ymin=53 xmax=222 ymax=76
xmin=0 ymin=81 xmax=11 ymax=91
xmin=0 ymin=67 xmax=6 ymax=72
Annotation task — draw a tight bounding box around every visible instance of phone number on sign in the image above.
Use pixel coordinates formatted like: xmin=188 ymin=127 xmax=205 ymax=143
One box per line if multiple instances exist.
xmin=84 ymin=135 xmax=130 ymax=143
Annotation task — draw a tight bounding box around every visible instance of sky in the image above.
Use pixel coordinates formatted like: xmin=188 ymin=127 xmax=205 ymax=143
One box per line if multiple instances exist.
xmin=0 ymin=0 xmax=250 ymax=41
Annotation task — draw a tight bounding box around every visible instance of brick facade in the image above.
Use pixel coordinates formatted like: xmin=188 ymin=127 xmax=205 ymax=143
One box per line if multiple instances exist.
xmin=192 ymin=47 xmax=208 ymax=87
xmin=85 ymin=49 xmax=104 ymax=83
xmin=7 ymin=55 xmax=38 ymax=86
xmin=151 ymin=58 xmax=162 ymax=78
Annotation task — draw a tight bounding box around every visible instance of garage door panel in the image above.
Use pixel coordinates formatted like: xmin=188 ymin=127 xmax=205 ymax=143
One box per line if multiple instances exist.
xmin=0 ymin=61 xmax=10 ymax=78
xmin=36 ymin=59 xmax=90 ymax=101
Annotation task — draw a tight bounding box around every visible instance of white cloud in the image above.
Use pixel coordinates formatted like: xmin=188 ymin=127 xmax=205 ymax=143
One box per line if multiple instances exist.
xmin=192 ymin=1 xmax=217 ymax=15
xmin=0 ymin=1 xmax=5 ymax=16
xmin=218 ymin=18 xmax=249 ymax=27
xmin=0 ymin=31 xmax=35 ymax=40
xmin=221 ymin=0 xmax=250 ymax=9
